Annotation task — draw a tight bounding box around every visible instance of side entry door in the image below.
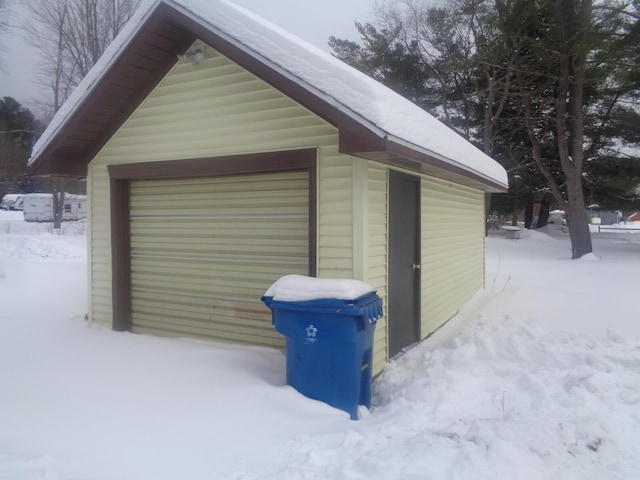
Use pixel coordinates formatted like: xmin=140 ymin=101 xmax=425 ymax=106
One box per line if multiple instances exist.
xmin=388 ymin=171 xmax=421 ymax=358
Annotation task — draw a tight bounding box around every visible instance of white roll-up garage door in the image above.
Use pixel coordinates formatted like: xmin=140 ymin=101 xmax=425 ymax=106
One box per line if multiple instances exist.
xmin=129 ymin=171 xmax=309 ymax=347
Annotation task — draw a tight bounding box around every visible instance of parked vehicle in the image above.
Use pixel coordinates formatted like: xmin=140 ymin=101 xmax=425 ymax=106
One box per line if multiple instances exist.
xmin=0 ymin=194 xmax=24 ymax=211
xmin=22 ymin=193 xmax=87 ymax=222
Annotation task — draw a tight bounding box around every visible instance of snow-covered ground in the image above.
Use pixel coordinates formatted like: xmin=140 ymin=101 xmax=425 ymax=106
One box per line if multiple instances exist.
xmin=1 ymin=210 xmax=639 ymax=480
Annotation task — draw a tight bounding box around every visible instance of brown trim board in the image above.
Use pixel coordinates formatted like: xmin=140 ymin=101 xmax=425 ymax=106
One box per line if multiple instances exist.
xmin=107 ymin=148 xmax=318 ymax=332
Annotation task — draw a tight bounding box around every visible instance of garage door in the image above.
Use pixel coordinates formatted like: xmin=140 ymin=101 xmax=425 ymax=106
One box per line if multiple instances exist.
xmin=129 ymin=171 xmax=309 ymax=347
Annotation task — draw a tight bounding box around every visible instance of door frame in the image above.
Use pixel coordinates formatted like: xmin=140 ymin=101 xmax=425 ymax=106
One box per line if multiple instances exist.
xmin=107 ymin=148 xmax=318 ymax=332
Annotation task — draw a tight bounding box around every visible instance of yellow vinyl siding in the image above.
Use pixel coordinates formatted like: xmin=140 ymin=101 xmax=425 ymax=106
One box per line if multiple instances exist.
xmin=318 ymin=152 xmax=353 ymax=276
xmin=367 ymin=163 xmax=388 ymax=374
xmin=95 ymin=49 xmax=336 ymax=164
xmin=87 ymin=164 xmax=112 ymax=329
xmin=421 ymin=177 xmax=485 ymax=336
xmin=129 ymin=172 xmax=308 ymax=347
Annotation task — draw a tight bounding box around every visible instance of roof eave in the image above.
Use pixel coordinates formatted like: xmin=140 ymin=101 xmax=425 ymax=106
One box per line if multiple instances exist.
xmin=28 ymin=152 xmax=88 ymax=178
xmin=340 ymin=128 xmax=508 ymax=193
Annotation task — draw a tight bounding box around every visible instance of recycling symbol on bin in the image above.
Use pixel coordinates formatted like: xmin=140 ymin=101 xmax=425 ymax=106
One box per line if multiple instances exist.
xmin=305 ymin=324 xmax=318 ymax=338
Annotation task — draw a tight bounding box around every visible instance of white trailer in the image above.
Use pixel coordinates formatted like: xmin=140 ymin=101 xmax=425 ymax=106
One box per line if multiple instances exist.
xmin=22 ymin=193 xmax=87 ymax=222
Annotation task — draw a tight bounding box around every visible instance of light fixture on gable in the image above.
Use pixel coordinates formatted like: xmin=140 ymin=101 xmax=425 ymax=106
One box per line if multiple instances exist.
xmin=177 ymin=48 xmax=204 ymax=65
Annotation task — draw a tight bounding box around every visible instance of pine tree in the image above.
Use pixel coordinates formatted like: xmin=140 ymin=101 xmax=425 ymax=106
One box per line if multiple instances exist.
xmin=330 ymin=0 xmax=640 ymax=258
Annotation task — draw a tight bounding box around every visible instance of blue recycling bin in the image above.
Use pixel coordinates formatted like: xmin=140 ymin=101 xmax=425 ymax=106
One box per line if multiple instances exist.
xmin=262 ymin=292 xmax=382 ymax=420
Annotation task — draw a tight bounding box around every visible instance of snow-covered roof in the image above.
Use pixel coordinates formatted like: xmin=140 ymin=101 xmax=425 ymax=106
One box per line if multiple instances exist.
xmin=29 ymin=0 xmax=508 ymax=191
xmin=21 ymin=193 xmax=86 ymax=200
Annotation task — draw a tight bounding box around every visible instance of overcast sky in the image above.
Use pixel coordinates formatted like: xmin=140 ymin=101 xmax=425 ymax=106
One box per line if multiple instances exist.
xmin=0 ymin=0 xmax=376 ymax=110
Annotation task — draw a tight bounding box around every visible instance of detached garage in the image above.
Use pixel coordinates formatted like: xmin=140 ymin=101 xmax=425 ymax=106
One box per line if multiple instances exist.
xmin=28 ymin=0 xmax=508 ymax=374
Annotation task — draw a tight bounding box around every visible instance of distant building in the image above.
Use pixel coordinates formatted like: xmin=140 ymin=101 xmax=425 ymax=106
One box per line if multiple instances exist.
xmin=586 ymin=206 xmax=621 ymax=225
xmin=22 ymin=193 xmax=87 ymax=222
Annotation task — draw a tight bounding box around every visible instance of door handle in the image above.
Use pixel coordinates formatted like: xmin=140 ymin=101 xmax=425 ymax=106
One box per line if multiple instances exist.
xmin=412 ymin=263 xmax=421 ymax=270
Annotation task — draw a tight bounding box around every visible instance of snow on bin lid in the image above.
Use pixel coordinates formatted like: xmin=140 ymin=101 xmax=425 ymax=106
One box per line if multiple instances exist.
xmin=264 ymin=275 xmax=375 ymax=302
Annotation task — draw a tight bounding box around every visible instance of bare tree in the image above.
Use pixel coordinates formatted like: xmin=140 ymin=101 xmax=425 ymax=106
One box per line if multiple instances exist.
xmin=0 ymin=0 xmax=10 ymax=36
xmin=0 ymin=0 xmax=13 ymax=72
xmin=0 ymin=0 xmax=9 ymax=27
xmin=23 ymin=0 xmax=141 ymax=115
xmin=22 ymin=0 xmax=141 ymax=228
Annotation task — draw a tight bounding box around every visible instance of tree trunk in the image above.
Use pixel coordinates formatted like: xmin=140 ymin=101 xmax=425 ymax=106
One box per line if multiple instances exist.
xmin=524 ymin=204 xmax=533 ymax=229
xmin=564 ymin=176 xmax=593 ymax=258
xmin=554 ymin=0 xmax=593 ymax=259
xmin=536 ymin=201 xmax=550 ymax=228
xmin=52 ymin=180 xmax=64 ymax=230
xmin=511 ymin=192 xmax=519 ymax=226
